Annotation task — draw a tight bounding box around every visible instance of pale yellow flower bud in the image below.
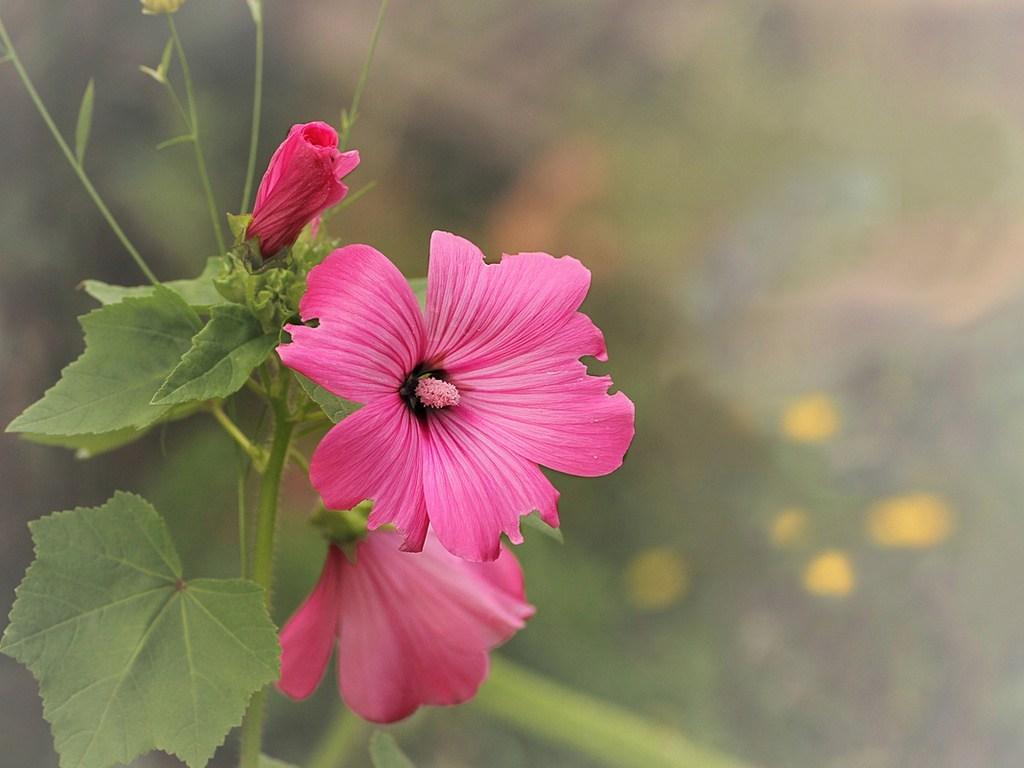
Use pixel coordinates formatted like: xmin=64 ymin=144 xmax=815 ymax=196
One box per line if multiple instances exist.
xmin=140 ymin=0 xmax=186 ymax=15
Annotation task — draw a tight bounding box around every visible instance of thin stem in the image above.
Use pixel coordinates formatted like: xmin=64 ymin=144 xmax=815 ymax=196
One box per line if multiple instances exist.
xmin=0 ymin=13 xmax=158 ymax=284
xmin=306 ymin=707 xmax=369 ymax=768
xmin=211 ymin=403 xmax=265 ymax=466
xmin=476 ymin=657 xmax=755 ymax=768
xmin=339 ymin=0 xmax=390 ymax=150
xmin=238 ymin=397 xmax=294 ymax=768
xmin=240 ymin=0 xmax=264 ymax=212
xmin=167 ymin=15 xmax=225 ymax=254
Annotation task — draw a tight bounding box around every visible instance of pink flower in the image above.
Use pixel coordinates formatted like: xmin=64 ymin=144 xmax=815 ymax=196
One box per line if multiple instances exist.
xmin=247 ymin=121 xmax=360 ymax=259
xmin=279 ymin=231 xmax=635 ymax=561
xmin=277 ymin=531 xmax=533 ymax=723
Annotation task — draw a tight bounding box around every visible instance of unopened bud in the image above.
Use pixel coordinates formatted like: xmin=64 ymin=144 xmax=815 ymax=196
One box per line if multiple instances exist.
xmin=140 ymin=0 xmax=186 ymax=15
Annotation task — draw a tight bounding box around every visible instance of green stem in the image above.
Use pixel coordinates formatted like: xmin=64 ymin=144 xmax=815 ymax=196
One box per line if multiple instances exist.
xmin=0 ymin=13 xmax=159 ymax=284
xmin=238 ymin=398 xmax=293 ymax=768
xmin=339 ymin=0 xmax=389 ymax=150
xmin=306 ymin=707 xmax=369 ymax=768
xmin=211 ymin=403 xmax=265 ymax=466
xmin=476 ymin=657 xmax=756 ymax=768
xmin=240 ymin=0 xmax=264 ymax=213
xmin=167 ymin=15 xmax=225 ymax=254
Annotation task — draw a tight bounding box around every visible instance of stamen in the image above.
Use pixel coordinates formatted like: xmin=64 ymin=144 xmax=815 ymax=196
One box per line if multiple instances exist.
xmin=415 ymin=377 xmax=461 ymax=409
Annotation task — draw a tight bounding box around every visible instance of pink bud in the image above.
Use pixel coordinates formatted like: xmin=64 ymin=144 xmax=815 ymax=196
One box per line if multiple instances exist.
xmin=247 ymin=121 xmax=360 ymax=259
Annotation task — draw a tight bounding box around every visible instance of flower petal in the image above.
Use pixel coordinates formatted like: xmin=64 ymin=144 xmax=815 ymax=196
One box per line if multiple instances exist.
xmin=457 ymin=311 xmax=635 ymax=477
xmin=424 ymin=231 xmax=593 ymax=372
xmin=310 ymin=396 xmax=429 ymax=552
xmin=280 ymin=244 xmax=426 ymax=403
xmin=277 ymin=546 xmax=344 ymax=700
xmin=422 ymin=408 xmax=560 ymax=562
xmin=337 ymin=531 xmax=532 ymax=722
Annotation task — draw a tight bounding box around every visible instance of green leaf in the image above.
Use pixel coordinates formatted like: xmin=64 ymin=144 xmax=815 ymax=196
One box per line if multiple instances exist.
xmin=0 ymin=492 xmax=279 ymax=768
xmin=369 ymin=732 xmax=415 ymax=768
xmin=6 ymin=288 xmax=201 ymax=437
xmin=20 ymin=402 xmax=204 ymax=459
xmin=152 ymin=304 xmax=277 ymax=405
xmin=82 ymin=256 xmax=225 ymax=309
xmin=74 ymin=79 xmax=94 ymax=165
xmin=521 ymin=510 xmax=564 ymax=544
xmin=139 ymin=38 xmax=173 ymax=84
xmin=156 ymin=133 xmax=195 ymax=151
xmin=295 ymin=373 xmax=360 ymax=423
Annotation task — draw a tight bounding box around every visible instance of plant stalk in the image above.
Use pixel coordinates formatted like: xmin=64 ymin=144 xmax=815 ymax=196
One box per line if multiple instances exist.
xmin=0 ymin=13 xmax=159 ymax=284
xmin=240 ymin=0 xmax=264 ymax=213
xmin=167 ymin=15 xmax=225 ymax=254
xmin=238 ymin=398 xmax=294 ymax=768
xmin=475 ymin=656 xmax=756 ymax=768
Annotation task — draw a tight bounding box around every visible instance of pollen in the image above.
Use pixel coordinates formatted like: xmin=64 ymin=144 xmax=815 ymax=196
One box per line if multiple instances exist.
xmin=415 ymin=377 xmax=461 ymax=409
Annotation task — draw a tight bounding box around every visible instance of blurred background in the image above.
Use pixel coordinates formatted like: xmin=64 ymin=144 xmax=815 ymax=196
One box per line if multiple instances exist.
xmin=3 ymin=0 xmax=1024 ymax=766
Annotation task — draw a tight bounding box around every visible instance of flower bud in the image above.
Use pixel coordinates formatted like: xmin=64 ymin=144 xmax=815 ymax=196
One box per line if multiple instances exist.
xmin=140 ymin=0 xmax=187 ymax=15
xmin=247 ymin=121 xmax=360 ymax=260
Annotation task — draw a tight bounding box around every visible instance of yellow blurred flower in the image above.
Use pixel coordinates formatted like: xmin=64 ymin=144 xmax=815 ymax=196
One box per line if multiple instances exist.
xmin=867 ymin=493 xmax=952 ymax=548
xmin=625 ymin=548 xmax=690 ymax=611
xmin=803 ymin=550 xmax=855 ymax=597
xmin=781 ymin=394 xmax=840 ymax=443
xmin=140 ymin=0 xmax=186 ymax=14
xmin=770 ymin=507 xmax=808 ymax=547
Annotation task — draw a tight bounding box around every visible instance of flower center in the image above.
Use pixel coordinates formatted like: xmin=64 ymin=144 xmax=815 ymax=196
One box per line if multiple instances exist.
xmin=414 ymin=377 xmax=461 ymax=409
xmin=399 ymin=368 xmax=461 ymax=415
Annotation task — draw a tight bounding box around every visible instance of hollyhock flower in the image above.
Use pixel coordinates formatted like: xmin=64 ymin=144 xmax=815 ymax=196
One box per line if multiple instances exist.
xmin=279 ymin=231 xmax=635 ymax=561
xmin=246 ymin=121 xmax=360 ymax=259
xmin=277 ymin=530 xmax=533 ymax=723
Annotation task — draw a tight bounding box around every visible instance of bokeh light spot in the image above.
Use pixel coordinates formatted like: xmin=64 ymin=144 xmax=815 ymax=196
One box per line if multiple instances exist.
xmin=867 ymin=493 xmax=953 ymax=549
xmin=781 ymin=394 xmax=840 ymax=443
xmin=803 ymin=550 xmax=855 ymax=597
xmin=625 ymin=548 xmax=690 ymax=611
xmin=771 ymin=507 xmax=808 ymax=547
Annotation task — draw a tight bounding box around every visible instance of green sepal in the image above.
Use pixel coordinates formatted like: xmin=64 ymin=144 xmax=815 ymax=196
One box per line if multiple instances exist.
xmin=226 ymin=212 xmax=253 ymax=244
xmin=0 ymin=492 xmax=280 ymax=768
xmin=311 ymin=501 xmax=373 ymax=550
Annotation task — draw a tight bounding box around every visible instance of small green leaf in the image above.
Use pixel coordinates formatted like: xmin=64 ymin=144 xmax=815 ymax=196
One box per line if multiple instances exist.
xmin=74 ymin=79 xmax=95 ymax=165
xmin=521 ymin=511 xmax=564 ymax=544
xmin=152 ymin=304 xmax=278 ymax=405
xmin=82 ymin=256 xmax=225 ymax=309
xmin=156 ymin=133 xmax=195 ymax=151
xmin=0 ymin=492 xmax=280 ymax=768
xmin=139 ymin=38 xmax=173 ymax=84
xmin=369 ymin=732 xmax=415 ymax=768
xmin=295 ymin=373 xmax=360 ymax=423
xmin=6 ymin=288 xmax=201 ymax=436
